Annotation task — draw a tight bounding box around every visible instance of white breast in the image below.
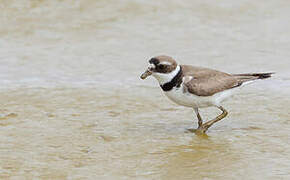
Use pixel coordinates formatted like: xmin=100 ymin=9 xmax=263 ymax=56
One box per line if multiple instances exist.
xmin=164 ymin=83 xmax=239 ymax=108
xmin=152 ymin=65 xmax=240 ymax=108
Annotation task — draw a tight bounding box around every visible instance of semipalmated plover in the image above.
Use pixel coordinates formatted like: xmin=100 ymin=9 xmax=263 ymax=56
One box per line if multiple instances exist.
xmin=141 ymin=55 xmax=273 ymax=133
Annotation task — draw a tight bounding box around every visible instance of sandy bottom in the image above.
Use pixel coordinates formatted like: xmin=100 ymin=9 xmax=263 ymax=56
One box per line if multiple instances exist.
xmin=0 ymin=86 xmax=289 ymax=179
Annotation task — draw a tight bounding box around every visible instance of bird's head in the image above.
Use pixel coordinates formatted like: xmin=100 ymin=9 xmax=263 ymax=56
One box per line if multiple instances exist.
xmin=140 ymin=55 xmax=179 ymax=84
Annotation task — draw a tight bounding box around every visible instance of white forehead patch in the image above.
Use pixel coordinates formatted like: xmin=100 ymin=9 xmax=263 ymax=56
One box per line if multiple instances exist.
xmin=148 ymin=63 xmax=155 ymax=69
xmin=159 ymin=61 xmax=172 ymax=66
xmin=148 ymin=64 xmax=156 ymax=71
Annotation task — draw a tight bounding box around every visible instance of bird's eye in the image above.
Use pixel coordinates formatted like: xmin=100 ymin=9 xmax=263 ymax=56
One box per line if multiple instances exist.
xmin=158 ymin=64 xmax=165 ymax=69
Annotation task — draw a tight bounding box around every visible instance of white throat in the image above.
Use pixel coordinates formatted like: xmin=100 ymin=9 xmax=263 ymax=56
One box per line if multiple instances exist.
xmin=152 ymin=65 xmax=181 ymax=85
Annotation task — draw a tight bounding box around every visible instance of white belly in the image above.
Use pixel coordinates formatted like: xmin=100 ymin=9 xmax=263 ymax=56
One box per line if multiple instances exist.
xmin=164 ymin=84 xmax=238 ymax=108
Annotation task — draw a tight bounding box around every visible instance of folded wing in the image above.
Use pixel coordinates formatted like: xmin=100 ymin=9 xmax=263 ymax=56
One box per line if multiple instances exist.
xmin=181 ymin=65 xmax=240 ymax=96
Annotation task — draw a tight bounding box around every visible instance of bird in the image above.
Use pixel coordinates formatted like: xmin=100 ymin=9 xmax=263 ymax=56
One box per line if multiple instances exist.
xmin=140 ymin=55 xmax=273 ymax=133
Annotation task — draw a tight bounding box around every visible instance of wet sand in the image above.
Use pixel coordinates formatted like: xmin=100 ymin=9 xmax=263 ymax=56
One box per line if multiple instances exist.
xmin=0 ymin=87 xmax=289 ymax=179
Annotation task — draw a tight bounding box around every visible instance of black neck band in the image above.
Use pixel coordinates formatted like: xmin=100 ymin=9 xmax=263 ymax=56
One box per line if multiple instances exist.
xmin=160 ymin=66 xmax=183 ymax=91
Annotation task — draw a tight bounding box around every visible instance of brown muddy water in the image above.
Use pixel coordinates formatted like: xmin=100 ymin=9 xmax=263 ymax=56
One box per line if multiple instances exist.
xmin=0 ymin=0 xmax=290 ymax=179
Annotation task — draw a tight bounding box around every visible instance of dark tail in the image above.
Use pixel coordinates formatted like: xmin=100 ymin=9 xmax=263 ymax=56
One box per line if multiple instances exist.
xmin=233 ymin=72 xmax=274 ymax=82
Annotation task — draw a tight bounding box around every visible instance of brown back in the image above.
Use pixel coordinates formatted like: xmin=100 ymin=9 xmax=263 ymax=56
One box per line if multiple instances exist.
xmin=181 ymin=65 xmax=240 ymax=96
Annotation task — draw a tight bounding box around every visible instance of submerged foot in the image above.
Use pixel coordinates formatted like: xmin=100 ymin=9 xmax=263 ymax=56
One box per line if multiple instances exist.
xmin=186 ymin=126 xmax=209 ymax=135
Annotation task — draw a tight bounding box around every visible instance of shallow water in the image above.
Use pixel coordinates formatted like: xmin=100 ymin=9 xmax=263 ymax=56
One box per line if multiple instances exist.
xmin=0 ymin=0 xmax=290 ymax=179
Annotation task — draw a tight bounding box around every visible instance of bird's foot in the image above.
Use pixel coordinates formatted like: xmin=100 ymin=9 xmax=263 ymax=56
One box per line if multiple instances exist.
xmin=196 ymin=126 xmax=209 ymax=134
xmin=186 ymin=126 xmax=209 ymax=134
